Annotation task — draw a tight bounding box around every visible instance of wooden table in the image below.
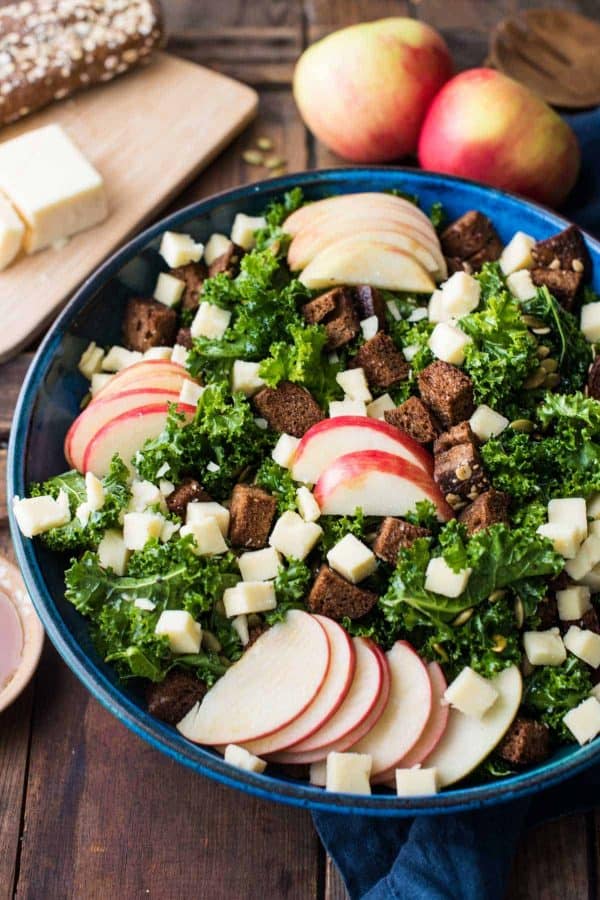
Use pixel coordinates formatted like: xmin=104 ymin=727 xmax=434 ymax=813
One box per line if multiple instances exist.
xmin=1 ymin=1 xmax=599 ymax=897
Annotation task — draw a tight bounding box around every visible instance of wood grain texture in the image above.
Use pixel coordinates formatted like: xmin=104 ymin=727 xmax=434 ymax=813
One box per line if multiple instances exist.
xmin=0 ymin=686 xmax=33 ymax=900
xmin=0 ymin=353 xmax=33 ymax=436
xmin=507 ymin=816 xmax=591 ymax=899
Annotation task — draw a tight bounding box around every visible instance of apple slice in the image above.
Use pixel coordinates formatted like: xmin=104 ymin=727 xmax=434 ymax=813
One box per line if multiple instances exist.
xmin=314 ymin=450 xmax=454 ymax=521
xmin=82 ymin=402 xmax=195 ymax=477
xmin=65 ymin=388 xmax=179 ymax=471
xmin=423 ymin=665 xmax=522 ymax=787
xmin=299 ymin=239 xmax=436 ymax=293
xmin=93 ymin=360 xmax=189 ymax=400
xmin=292 ymin=416 xmax=433 ymax=484
xmin=283 ymin=193 xmax=436 ymax=236
xmin=177 ymin=610 xmax=330 ymax=746
xmin=241 ymin=616 xmax=355 ymax=756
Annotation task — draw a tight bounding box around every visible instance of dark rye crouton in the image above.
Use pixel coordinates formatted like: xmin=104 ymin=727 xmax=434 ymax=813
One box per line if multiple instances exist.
xmin=229 ymin=484 xmax=277 ymax=550
xmin=537 ymin=595 xmax=559 ymax=630
xmin=207 ymin=241 xmax=245 ymax=278
xmin=562 ymin=607 xmax=600 ymax=637
xmin=307 ymin=566 xmax=378 ymax=620
xmin=433 ymin=421 xmax=478 ymax=455
xmin=458 ymin=489 xmax=509 ymax=535
xmin=123 ymin=297 xmax=178 ymax=352
xmin=253 ymin=381 xmax=324 ymax=438
xmin=497 ymin=717 xmax=551 ymax=767
xmin=302 ymin=287 xmax=360 ymax=350
xmin=588 ymin=357 xmax=600 ymax=401
xmin=434 ymin=442 xmax=489 ymax=509
xmin=170 ymin=261 xmax=207 ymax=312
xmin=384 ymin=396 xmax=440 ymax=445
xmin=418 ymin=361 xmax=475 ymax=429
xmin=166 ymin=478 xmax=212 ymax=520
xmin=175 ymin=327 xmax=193 ymax=349
xmin=531 ymin=268 xmax=583 ymax=311
xmin=531 ymin=225 xmax=591 ymax=276
xmin=352 ymin=332 xmax=409 ymax=391
xmin=373 ymin=517 xmax=430 ymax=566
xmin=146 ymin=670 xmax=207 ymax=725
xmin=440 ymin=211 xmax=503 ymax=273
xmin=354 ymin=285 xmax=387 ymax=330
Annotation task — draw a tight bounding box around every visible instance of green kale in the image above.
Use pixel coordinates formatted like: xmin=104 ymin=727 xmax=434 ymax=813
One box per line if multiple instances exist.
xmin=429 ymin=201 xmax=447 ymax=230
xmin=319 ymin=510 xmax=369 ymax=554
xmin=265 ymin=558 xmax=313 ymax=624
xmin=259 ymin=322 xmax=343 ymax=408
xmin=254 ymin=187 xmax=305 ymax=252
xmin=524 ymin=656 xmax=592 ymax=742
xmin=254 ymin=458 xmax=299 ymax=514
xmin=387 ymin=315 xmax=434 ymax=375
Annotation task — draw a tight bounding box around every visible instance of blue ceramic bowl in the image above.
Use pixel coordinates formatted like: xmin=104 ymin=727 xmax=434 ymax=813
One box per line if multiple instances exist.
xmin=8 ymin=168 xmax=600 ymax=816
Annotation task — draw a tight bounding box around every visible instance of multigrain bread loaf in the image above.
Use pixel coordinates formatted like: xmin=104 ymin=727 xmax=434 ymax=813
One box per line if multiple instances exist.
xmin=0 ymin=0 xmax=164 ymax=127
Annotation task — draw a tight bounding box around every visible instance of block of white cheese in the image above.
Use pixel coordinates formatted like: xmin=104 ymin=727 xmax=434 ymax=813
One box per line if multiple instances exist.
xmin=159 ymin=231 xmax=203 ymax=268
xmin=191 ymin=301 xmax=232 ymax=340
xmin=128 ymin=479 xmax=163 ymax=513
xmin=428 ymin=322 xmax=472 ymax=366
xmin=581 ymin=303 xmax=600 ymax=343
xmin=327 ymin=533 xmax=376 ymax=583
xmin=0 ymin=124 xmax=107 ymax=253
xmin=329 ymin=399 xmax=368 ymax=418
xmin=0 ymin=191 xmax=24 ymax=270
xmin=269 ymin=510 xmax=323 ymax=560
xmin=556 ymin=585 xmax=592 ymax=621
xmin=224 ymin=743 xmax=267 ymax=774
xmin=564 ymin=626 xmax=600 ymax=668
xmin=564 ymin=697 xmax=600 ymax=745
xmin=425 ymin=557 xmax=472 ymax=598
xmin=223 ymin=581 xmax=277 ymax=617
xmin=336 ymin=368 xmax=372 ymax=403
xmin=395 ymin=767 xmax=439 ymax=797
xmin=548 ymin=497 xmax=587 ymax=544
xmin=180 ymin=518 xmax=228 ymax=556
xmin=238 ymin=547 xmax=281 ymax=582
xmin=565 ymin=533 xmax=600 ymax=580
xmin=296 ymin=486 xmax=321 ymax=523
xmin=443 ymin=666 xmax=499 ymax=718
xmin=12 ymin=490 xmax=71 ymax=537
xmin=179 ymin=380 xmax=204 ymax=408
xmin=186 ymin=501 xmax=230 ymax=537
xmin=537 ymin=522 xmax=581 ymax=560
xmin=85 ymin=472 xmax=105 ymax=512
xmin=523 ymin=628 xmax=566 ymax=666
xmin=506 ymin=269 xmax=537 ymax=301
xmin=154 ymin=272 xmax=185 ymax=307
xmin=231 ymin=360 xmax=265 ymax=397
xmin=469 ymin=405 xmax=509 ymax=442
xmin=78 ymin=341 xmax=105 ymax=380
xmin=360 ymin=316 xmax=379 ymax=341
xmin=272 ymin=433 xmax=300 ymax=469
xmin=325 ymin=752 xmax=372 ymax=795
xmin=499 ymin=231 xmax=535 ymax=275
xmin=231 ymin=213 xmax=266 ymax=250
xmin=97 ymin=529 xmax=130 ymax=576
xmin=440 ymin=271 xmax=481 ymax=317
xmin=155 ymin=610 xmax=202 ymax=655
xmin=367 ymin=393 xmax=395 ymax=420
xmin=204 ymin=233 xmax=232 ymax=266
xmin=102 ymin=346 xmax=143 ymax=372
xmin=123 ymin=512 xmax=164 ymax=551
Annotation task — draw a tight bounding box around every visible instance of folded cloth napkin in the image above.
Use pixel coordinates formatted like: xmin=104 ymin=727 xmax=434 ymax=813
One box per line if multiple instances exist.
xmin=312 ymin=105 xmax=600 ymax=900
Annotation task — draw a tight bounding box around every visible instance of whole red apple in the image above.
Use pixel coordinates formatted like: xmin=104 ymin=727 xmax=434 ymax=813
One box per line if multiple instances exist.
xmin=418 ymin=68 xmax=580 ymax=208
xmin=293 ymin=18 xmax=452 ymax=162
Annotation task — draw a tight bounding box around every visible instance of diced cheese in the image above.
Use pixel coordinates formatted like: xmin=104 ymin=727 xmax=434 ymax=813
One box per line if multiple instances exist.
xmin=296 ymin=486 xmax=321 ymax=523
xmin=12 ymin=490 xmax=70 ymax=537
xmin=97 ymin=529 xmax=130 ymax=576
xmin=591 ymin=683 xmax=600 ymax=702
xmin=159 ymin=231 xmax=203 ymax=268
xmin=190 ymin=302 xmax=232 ymax=340
xmin=395 ymin=767 xmax=439 ymax=797
xmin=469 ymin=405 xmax=509 ymax=442
xmin=269 ymin=510 xmax=323 ymax=560
xmin=444 ymin=666 xmax=499 ymax=718
xmin=588 ymin=494 xmax=600 ymax=520
xmin=327 ymin=533 xmax=376 ymax=583
xmin=231 ymin=360 xmax=265 ymax=397
xmin=180 ymin=517 xmax=228 ymax=555
xmin=129 ymin=479 xmax=163 ymax=513
xmin=179 ymin=380 xmax=204 ymax=407
xmin=548 ymin=497 xmax=587 ymax=544
xmin=78 ymin=341 xmax=105 ymax=380
xmin=204 ymin=233 xmax=232 ymax=266
xmin=90 ymin=372 xmax=113 ymax=396
xmin=329 ymin=399 xmax=367 ymax=418
xmin=564 ymin=626 xmax=600 ymax=668
xmin=144 ymin=346 xmax=173 ymax=361
xmin=582 ymin=303 xmax=600 ymax=343
xmin=580 ymin=564 xmax=600 ymax=593
xmin=186 ymin=501 xmax=230 ymax=537
xmin=272 ymin=433 xmax=300 ymax=469
xmin=367 ymin=393 xmax=395 ymax=420
xmin=255 ymin=417 xmax=268 ymax=430
xmin=523 ymin=628 xmax=566 ymax=666
xmin=232 ymin=614 xmax=250 ymax=646
xmin=336 ymin=368 xmax=372 ymax=403
xmin=440 ymin=271 xmax=481 ymax=317
xmin=427 ymin=289 xmax=448 ymax=324
xmin=85 ymin=472 xmax=105 ymax=512
xmin=425 ymin=557 xmax=472 ymax=598
xmin=506 ymin=269 xmax=537 ymax=301
xmin=101 ymin=345 xmax=143 ymax=372
xmin=224 ymin=743 xmax=267 ymax=774
xmin=360 ymin=315 xmax=379 ymax=340
xmin=231 ymin=212 xmax=266 ymax=250
xmin=325 ymin=752 xmax=372 ymax=795
xmin=160 ymin=519 xmax=180 ymax=543
xmin=563 ymin=697 xmax=600 ymax=745
xmin=0 ymin=192 xmax=24 ymax=270
xmin=537 ymin=522 xmax=581 ymax=560
xmin=123 ymin=512 xmax=164 ymax=550
xmin=402 ymin=344 xmax=419 ymax=362
xmin=76 ymin=502 xmax=92 ymax=526
xmin=206 ymin=461 xmax=220 ymax=473
xmin=238 ymin=547 xmax=281 ymax=582
xmin=155 ymin=609 xmax=202 ymax=654
xmin=0 ymin=124 xmax=107 ymax=253
xmin=408 ymin=307 xmax=428 ymax=322
xmin=556 ymin=585 xmax=592 ymax=621
xmin=499 ymin=231 xmax=535 ymax=275
xmin=428 ymin=321 xmax=472 ymax=366
xmin=223 ymin=581 xmax=277 ymax=617
xmin=134 ymin=598 xmax=156 ymax=612
xmin=171 ymin=344 xmax=190 ymax=368
xmin=565 ymin=534 xmax=600 ymax=580
xmin=386 ymin=299 xmax=401 ymax=321
xmin=153 ymin=271 xmax=185 ymax=307
xmin=159 ymin=479 xmax=175 ymax=498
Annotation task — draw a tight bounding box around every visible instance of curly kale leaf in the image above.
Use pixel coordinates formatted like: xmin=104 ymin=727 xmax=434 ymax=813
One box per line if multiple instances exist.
xmin=259 ymin=322 xmax=343 ymax=408
xmin=319 ymin=510 xmax=371 ymax=554
xmin=253 ymin=187 xmax=305 ymax=253
xmin=265 ymin=558 xmax=313 ymax=624
xmin=387 ymin=315 xmax=434 ymax=375
xmin=524 ymin=656 xmax=593 ymax=742
xmin=254 ymin=458 xmax=299 ymax=514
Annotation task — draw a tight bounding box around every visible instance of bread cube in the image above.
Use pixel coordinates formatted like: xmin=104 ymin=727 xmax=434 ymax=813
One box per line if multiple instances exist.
xmin=395 ymin=767 xmax=439 ymax=797
xmin=548 ymin=497 xmax=587 ymax=544
xmin=271 ymin=433 xmax=300 ymax=469
xmin=564 ymin=697 xmax=600 ymax=745
xmin=329 ymin=399 xmax=368 ymax=418
xmin=443 ymin=666 xmax=499 ymax=718
xmin=564 ymin=626 xmax=600 ymax=668
xmin=429 ymin=322 xmax=472 ymax=366
xmin=123 ymin=512 xmax=164 ymax=550
xmin=296 ymin=486 xmax=321 ymax=523
xmin=499 ymin=231 xmax=535 ymax=275
xmin=581 ymin=303 xmax=600 ymax=343
xmin=327 ymin=534 xmax=377 ymax=584
xmin=469 ymin=405 xmax=509 ymax=442
xmin=159 ymin=231 xmax=203 ymax=268
xmin=237 ymin=547 xmax=281 ymax=582
xmin=223 ymin=581 xmax=277 ymax=617
xmin=425 ymin=557 xmax=472 ymax=598
xmin=523 ymin=628 xmax=566 ymax=666
xmin=231 ymin=213 xmax=266 ymax=250
xmin=154 ymin=272 xmax=185 ymax=307
xmin=191 ymin=301 xmax=232 ymax=340
xmin=186 ymin=501 xmax=230 ymax=536
xmin=13 ymin=490 xmax=71 ymax=537
xmin=506 ymin=270 xmax=537 ymax=302
xmin=232 ymin=360 xmax=265 ymax=397
xmin=336 ymin=368 xmax=372 ymax=403
xmin=440 ymin=271 xmax=481 ymax=317
xmin=155 ymin=610 xmax=202 ymax=654
xmin=557 ymin=585 xmax=592 ymax=621
xmin=97 ymin=529 xmax=130 ymax=575
xmin=367 ymin=393 xmax=396 ymax=420
xmin=180 ymin=517 xmax=228 ymax=555
xmin=325 ymin=752 xmax=372 ymax=795
xmin=269 ymin=511 xmax=323 ymax=560
xmin=224 ymin=744 xmax=267 ymax=774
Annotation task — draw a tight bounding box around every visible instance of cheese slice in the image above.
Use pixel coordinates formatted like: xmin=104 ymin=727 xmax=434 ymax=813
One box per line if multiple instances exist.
xmin=0 ymin=124 xmax=108 ymax=253
xmin=0 ymin=192 xmax=24 ymax=270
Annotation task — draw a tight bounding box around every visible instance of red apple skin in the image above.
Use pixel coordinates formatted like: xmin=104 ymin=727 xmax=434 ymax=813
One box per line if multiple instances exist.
xmin=293 ymin=18 xmax=452 ymax=162
xmin=93 ymin=359 xmax=187 ymax=399
xmin=418 ymin=68 xmax=580 ymax=208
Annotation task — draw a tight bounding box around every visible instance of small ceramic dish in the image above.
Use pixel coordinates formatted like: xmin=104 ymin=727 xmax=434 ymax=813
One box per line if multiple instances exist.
xmin=0 ymin=555 xmax=44 ymax=713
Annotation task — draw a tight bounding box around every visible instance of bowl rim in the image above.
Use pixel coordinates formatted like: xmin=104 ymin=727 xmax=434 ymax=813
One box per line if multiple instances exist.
xmin=8 ymin=166 xmax=600 ymax=816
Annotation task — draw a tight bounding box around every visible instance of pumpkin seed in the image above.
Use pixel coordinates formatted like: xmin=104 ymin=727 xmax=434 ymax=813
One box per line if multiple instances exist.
xmin=202 ymin=630 xmax=222 ymax=652
xmin=242 ymin=149 xmax=264 ymax=165
xmin=522 ymin=314 xmax=547 ymax=329
xmin=265 ymin=154 xmax=286 ymax=169
xmin=256 ymin=136 xmax=273 ymax=150
xmin=536 ymin=345 xmax=551 ymax=359
xmin=532 ymin=326 xmax=551 ymax=335
xmin=489 ymin=589 xmax=507 ymax=603
xmin=492 ymin=634 xmax=507 ymax=653
xmin=452 ymin=608 xmax=474 ymax=627
xmin=510 ymin=418 xmax=534 ymax=433
xmin=270 ymin=166 xmax=287 ymax=177
xmin=544 ymin=372 xmax=561 ymax=389
xmin=540 ymin=358 xmax=558 ymax=373
xmin=514 ymin=598 xmax=524 ymax=629
xmin=523 ymin=367 xmax=546 ymax=389
xmin=432 ymin=642 xmax=449 ymax=662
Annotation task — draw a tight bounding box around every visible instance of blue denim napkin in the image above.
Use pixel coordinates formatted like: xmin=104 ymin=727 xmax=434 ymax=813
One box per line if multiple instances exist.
xmin=312 ymin=106 xmax=600 ymax=900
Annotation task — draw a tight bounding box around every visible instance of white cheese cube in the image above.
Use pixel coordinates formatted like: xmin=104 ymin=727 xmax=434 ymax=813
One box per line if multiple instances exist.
xmin=367 ymin=393 xmax=395 ymax=419
xmin=78 ymin=341 xmax=105 ymax=380
xmin=0 ymin=192 xmax=24 ymax=270
xmin=231 ymin=212 xmax=266 ymax=250
xmin=425 ymin=557 xmax=472 ymax=598
xmin=231 ymin=360 xmax=265 ymax=397
xmin=97 ymin=529 xmax=130 ymax=575
xmin=224 ymin=743 xmax=267 ymax=774
xmin=191 ymin=302 xmax=232 ymax=340
xmin=395 ymin=767 xmax=439 ymax=797
xmin=101 ymin=345 xmax=143 ymax=372
xmin=171 ymin=344 xmax=190 ymax=368
xmin=408 ymin=307 xmax=429 ymax=322
xmin=580 ymin=564 xmax=600 ymax=593
xmin=565 ymin=534 xmax=600 ymax=580
xmin=223 ymin=581 xmax=277 ymax=617
xmin=428 ymin=322 xmax=472 ymax=366
xmin=269 ymin=510 xmax=323 ymax=560
xmin=206 ymin=462 xmax=220 ymax=474
xmin=153 ymin=272 xmax=185 ymax=307
xmin=144 ymin=346 xmax=173 ymax=361
xmin=440 ymin=271 xmax=481 ymax=317
xmin=90 ymin=372 xmax=113 ymax=396
xmin=564 ymin=697 xmax=600 ymax=745
xmin=591 ymin=683 xmax=600 ymax=701
xmin=0 ymin=124 xmax=107 ymax=253
xmin=123 ymin=512 xmax=164 ymax=550
xmin=329 ymin=399 xmax=367 ymax=418
xmin=537 ymin=522 xmax=581 ymax=560
xmin=523 ymin=628 xmax=566 ymax=666
xmin=134 ymin=598 xmax=156 ymax=612
xmin=159 ymin=479 xmax=175 ymax=498
xmin=548 ymin=498 xmax=588 ymax=544
xmin=581 ymin=303 xmax=600 ymax=343
xmin=499 ymin=231 xmax=535 ymax=275
xmin=325 ymin=752 xmax=372 ymax=795
xmin=564 ymin=626 xmax=600 ymax=668
xmin=386 ymin=299 xmax=401 ymax=321
xmin=506 ymin=269 xmax=537 ymax=301
xmin=296 ymin=486 xmax=321 ymax=523
xmin=85 ymin=472 xmax=105 ymax=511
xmin=327 ymin=534 xmax=376 ymax=584
xmin=309 ymin=760 xmax=327 ymax=786
xmin=186 ymin=502 xmax=230 ymax=536
xmin=155 ymin=610 xmax=202 ymax=654
xmin=129 ymin=479 xmax=163 ymax=513
xmin=238 ymin=547 xmax=281 ymax=582
xmin=427 ymin=289 xmax=449 ymax=324
xmin=557 ymin=586 xmax=592 ymax=621
xmin=204 ymin=233 xmax=232 ymax=266
xmin=12 ymin=490 xmax=70 ymax=537
xmin=336 ymin=368 xmax=372 ymax=403
xmin=469 ymin=405 xmax=509 ymax=442
xmin=360 ymin=316 xmax=379 ymax=340
xmin=179 ymin=380 xmax=204 ymax=408
xmin=76 ymin=502 xmax=91 ymax=526
xmin=443 ymin=666 xmax=499 ymax=718
xmin=272 ymin=433 xmax=300 ymax=469
xmin=588 ymin=494 xmax=600 ymax=520
xmin=180 ymin=517 xmax=228 ymax=555
xmin=159 ymin=231 xmax=203 ymax=268
xmin=160 ymin=520 xmax=180 ymax=544
xmin=402 ymin=344 xmax=420 ymax=362
xmin=232 ymin=614 xmax=250 ymax=646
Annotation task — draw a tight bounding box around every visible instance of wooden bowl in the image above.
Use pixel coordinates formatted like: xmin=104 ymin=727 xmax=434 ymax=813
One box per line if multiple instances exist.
xmin=0 ymin=556 xmax=44 ymax=713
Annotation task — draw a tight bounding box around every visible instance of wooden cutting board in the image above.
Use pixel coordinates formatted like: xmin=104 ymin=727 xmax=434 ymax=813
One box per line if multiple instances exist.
xmin=0 ymin=52 xmax=258 ymax=363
